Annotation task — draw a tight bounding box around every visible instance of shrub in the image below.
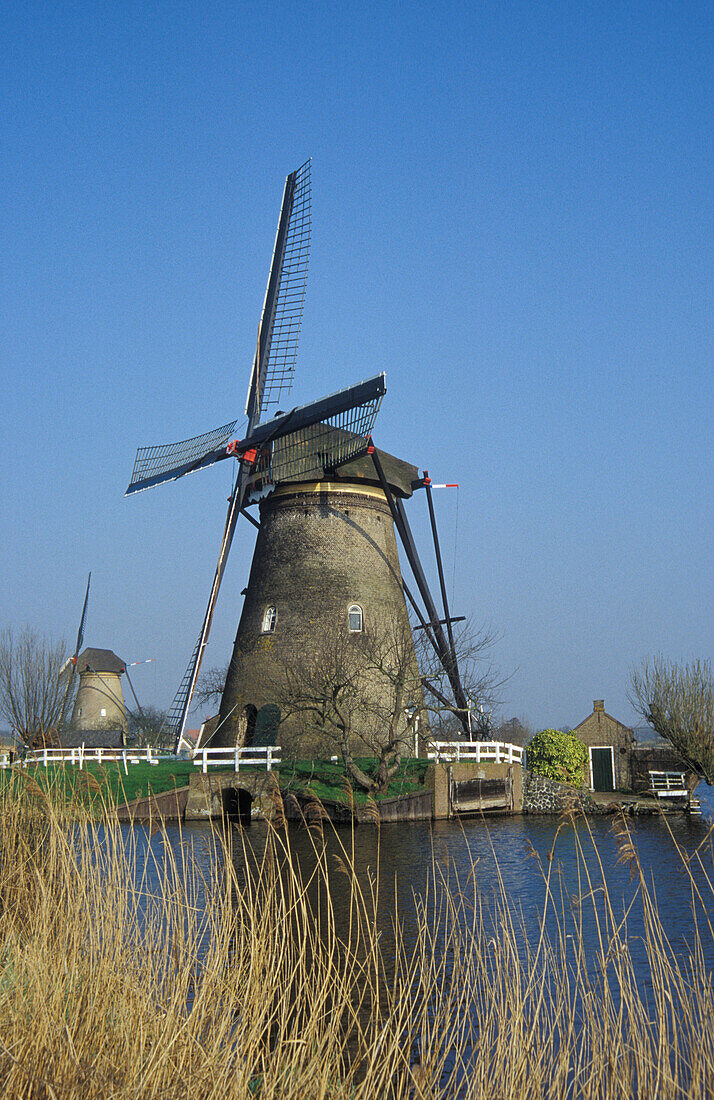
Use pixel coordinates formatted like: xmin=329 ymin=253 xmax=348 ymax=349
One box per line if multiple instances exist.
xmin=527 ymin=728 xmax=587 ymax=786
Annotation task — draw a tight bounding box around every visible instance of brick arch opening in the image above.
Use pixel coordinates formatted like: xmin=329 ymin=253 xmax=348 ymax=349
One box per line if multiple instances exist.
xmin=221 ymin=786 xmax=252 ymax=825
xmin=243 ymin=704 xmax=257 ymax=747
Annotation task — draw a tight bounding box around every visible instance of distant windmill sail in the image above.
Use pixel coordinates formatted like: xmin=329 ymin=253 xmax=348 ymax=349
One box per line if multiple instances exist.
xmin=60 ymin=571 xmax=91 ymax=722
xmin=76 ymin=571 xmax=91 ymax=656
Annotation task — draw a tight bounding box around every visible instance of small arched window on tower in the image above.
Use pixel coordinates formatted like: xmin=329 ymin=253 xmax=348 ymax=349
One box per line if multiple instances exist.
xmin=348 ymin=604 xmax=363 ymax=633
xmin=262 ymin=605 xmax=277 ymax=633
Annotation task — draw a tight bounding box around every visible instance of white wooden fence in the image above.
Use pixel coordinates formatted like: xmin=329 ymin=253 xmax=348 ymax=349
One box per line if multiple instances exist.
xmin=649 ymin=770 xmax=687 ymax=796
xmin=17 ymin=746 xmax=160 ymax=771
xmin=193 ymin=745 xmax=281 ymax=774
xmin=426 ymin=741 xmax=524 ymax=765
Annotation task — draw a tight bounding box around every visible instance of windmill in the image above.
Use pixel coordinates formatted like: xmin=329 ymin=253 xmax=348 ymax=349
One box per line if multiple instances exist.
xmin=58 ymin=573 xmax=155 ymax=747
xmin=126 ymin=160 xmax=473 ymax=754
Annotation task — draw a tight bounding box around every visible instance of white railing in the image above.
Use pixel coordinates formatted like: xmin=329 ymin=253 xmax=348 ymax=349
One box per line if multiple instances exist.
xmin=426 ymin=740 xmax=524 ymax=765
xmin=649 ymin=770 xmax=687 ymax=796
xmin=22 ymin=745 xmax=160 ymax=771
xmin=193 ymin=745 xmax=281 ymax=774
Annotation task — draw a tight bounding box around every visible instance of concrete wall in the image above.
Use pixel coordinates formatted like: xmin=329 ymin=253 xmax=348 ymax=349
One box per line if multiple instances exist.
xmin=215 ymin=480 xmax=428 ymax=756
xmin=425 ymin=761 xmax=524 ymax=819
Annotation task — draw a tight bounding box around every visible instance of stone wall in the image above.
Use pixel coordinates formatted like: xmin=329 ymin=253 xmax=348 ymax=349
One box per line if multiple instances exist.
xmin=523 ymin=774 xmax=600 ymax=814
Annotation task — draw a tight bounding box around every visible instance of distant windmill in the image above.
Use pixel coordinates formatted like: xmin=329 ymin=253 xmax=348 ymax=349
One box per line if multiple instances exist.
xmin=59 ymin=574 xmax=154 ymax=747
xmin=126 ymin=161 xmax=472 ymax=754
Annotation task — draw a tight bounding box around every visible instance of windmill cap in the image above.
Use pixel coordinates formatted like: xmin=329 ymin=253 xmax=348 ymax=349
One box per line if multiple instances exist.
xmin=75 ymin=648 xmax=126 ymax=674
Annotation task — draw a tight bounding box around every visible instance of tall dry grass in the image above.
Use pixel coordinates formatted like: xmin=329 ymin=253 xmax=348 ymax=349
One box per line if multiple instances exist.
xmin=0 ymin=771 xmax=711 ymax=1097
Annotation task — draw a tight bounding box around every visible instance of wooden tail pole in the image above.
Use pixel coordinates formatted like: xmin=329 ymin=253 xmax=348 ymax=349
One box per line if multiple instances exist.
xmin=367 ymin=443 xmax=471 ymax=738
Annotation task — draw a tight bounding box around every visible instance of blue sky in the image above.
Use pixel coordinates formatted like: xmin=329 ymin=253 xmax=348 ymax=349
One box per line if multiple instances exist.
xmin=1 ymin=0 xmax=712 ymax=730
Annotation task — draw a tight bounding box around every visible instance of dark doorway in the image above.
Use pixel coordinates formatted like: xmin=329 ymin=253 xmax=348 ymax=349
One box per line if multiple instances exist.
xmin=221 ymin=786 xmax=252 ymax=825
xmin=243 ymin=704 xmax=257 ymax=747
xmin=254 ymin=703 xmax=280 ymax=746
xmin=591 ymin=747 xmax=615 ymax=792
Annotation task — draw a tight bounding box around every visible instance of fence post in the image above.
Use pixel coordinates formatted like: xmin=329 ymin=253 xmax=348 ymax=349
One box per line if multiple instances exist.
xmin=79 ymin=743 xmax=84 ymax=771
xmin=202 ymin=749 xmax=207 ymax=775
xmin=267 ymin=747 xmax=272 ymax=772
xmin=122 ymin=750 xmax=128 ymax=776
xmin=234 ymin=746 xmax=239 ymax=773
xmin=43 ymin=748 xmax=48 ymax=768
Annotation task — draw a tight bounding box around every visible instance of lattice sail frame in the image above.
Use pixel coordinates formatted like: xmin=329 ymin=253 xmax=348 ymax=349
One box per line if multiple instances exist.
xmin=126 ymin=419 xmax=239 ymax=495
xmin=251 ymin=159 xmax=311 ymax=420
xmin=246 ymin=392 xmax=383 ymax=494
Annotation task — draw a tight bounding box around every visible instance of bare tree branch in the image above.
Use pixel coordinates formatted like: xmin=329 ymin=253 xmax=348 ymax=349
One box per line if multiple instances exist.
xmin=629 ymin=657 xmax=714 ymax=784
xmin=0 ymin=628 xmax=75 ymax=749
xmin=273 ymin=616 xmax=424 ymax=793
xmin=413 ymin=618 xmax=508 ymax=740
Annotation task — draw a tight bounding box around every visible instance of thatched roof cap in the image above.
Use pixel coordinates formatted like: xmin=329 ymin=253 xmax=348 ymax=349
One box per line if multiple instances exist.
xmin=75 ymin=648 xmax=125 ymax=674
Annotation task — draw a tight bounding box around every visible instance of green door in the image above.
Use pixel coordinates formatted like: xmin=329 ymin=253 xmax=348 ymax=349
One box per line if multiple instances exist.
xmin=591 ymin=747 xmax=614 ymax=792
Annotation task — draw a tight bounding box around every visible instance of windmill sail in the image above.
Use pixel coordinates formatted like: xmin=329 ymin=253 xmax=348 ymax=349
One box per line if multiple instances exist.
xmin=125 ymin=374 xmax=385 ymax=497
xmin=246 ymin=159 xmax=311 ymax=428
xmin=125 ymin=419 xmax=239 ymax=496
xmin=247 ymin=381 xmax=385 ymax=492
xmin=171 ymin=470 xmax=248 ymax=752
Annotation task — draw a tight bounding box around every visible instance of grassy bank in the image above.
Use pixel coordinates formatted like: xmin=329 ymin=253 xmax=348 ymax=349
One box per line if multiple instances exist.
xmin=0 ymin=772 xmax=713 ymax=1096
xmin=9 ymin=756 xmax=430 ymax=813
xmin=278 ymin=756 xmax=430 ymax=805
xmin=2 ymin=759 xmax=197 ymax=809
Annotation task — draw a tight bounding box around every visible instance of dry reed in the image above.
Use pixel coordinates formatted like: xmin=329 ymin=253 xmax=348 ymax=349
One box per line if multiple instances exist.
xmin=0 ymin=772 xmax=711 ymax=1097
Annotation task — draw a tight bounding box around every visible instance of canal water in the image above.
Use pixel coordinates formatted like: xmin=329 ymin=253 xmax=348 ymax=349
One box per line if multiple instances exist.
xmin=145 ymin=781 xmax=714 ymax=987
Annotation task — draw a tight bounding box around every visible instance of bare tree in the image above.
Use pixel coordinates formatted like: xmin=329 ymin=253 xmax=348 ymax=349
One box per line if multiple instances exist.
xmin=629 ymin=657 xmax=714 ymax=784
xmin=126 ymin=705 xmax=171 ymax=748
xmin=275 ymin=616 xmax=425 ymax=794
xmin=0 ymin=628 xmax=75 ymax=749
xmin=194 ymin=665 xmax=227 ymax=710
xmin=415 ymin=618 xmax=507 ymax=740
xmin=492 ymin=715 xmax=533 ymax=747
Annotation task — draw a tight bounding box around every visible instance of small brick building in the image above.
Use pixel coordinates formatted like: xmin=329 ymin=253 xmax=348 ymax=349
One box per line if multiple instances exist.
xmin=572 ymin=700 xmax=634 ymax=792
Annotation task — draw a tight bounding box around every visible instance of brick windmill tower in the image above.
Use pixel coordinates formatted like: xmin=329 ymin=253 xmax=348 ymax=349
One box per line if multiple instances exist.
xmin=126 ymin=161 xmax=472 ymax=754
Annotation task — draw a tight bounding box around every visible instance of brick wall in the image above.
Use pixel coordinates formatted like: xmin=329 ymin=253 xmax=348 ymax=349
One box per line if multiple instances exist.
xmin=215 ymin=481 xmax=427 ymax=755
xmin=573 ymin=700 xmax=633 ymax=789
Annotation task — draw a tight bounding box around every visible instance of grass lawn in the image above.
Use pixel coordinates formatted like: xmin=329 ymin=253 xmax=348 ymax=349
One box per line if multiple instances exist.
xmin=9 ymin=755 xmax=430 ymax=811
xmin=279 ymin=757 xmax=430 ymax=805
xmin=6 ymin=759 xmax=211 ymax=810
